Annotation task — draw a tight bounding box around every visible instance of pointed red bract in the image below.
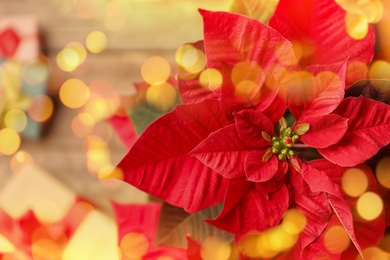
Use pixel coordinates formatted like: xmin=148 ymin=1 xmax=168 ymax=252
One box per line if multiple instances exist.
xmin=200 ymin=9 xmax=295 ymax=121
xmin=301 ymin=160 xmax=363 ymax=255
xmin=107 ymin=113 xmax=138 ymax=150
xmin=118 ymin=99 xmax=230 ymax=213
xmin=177 ymin=40 xmax=218 ymax=104
xmin=319 ymin=96 xmax=390 ymax=167
xmin=269 ymin=0 xmax=375 ymax=86
xmin=191 ymin=124 xmax=250 ymax=179
xmin=112 ymin=202 xmax=187 ymax=259
xmin=208 ymin=179 xmax=289 ymax=239
xmin=287 ymin=62 xmax=346 ymax=120
xmin=299 ymin=114 xmax=349 ymax=149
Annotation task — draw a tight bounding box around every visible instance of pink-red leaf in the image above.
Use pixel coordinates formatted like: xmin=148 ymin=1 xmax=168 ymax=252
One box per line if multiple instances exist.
xmin=269 ymin=0 xmax=375 ymax=85
xmin=117 ymin=99 xmax=230 ymax=213
xmin=319 ymin=96 xmax=390 ymax=167
xmin=299 ymin=114 xmax=349 ymax=149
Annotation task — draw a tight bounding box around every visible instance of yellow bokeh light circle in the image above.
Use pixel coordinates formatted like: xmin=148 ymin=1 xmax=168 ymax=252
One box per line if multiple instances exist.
xmin=4 ymin=109 xmax=28 ymax=132
xmin=10 ymin=150 xmax=35 ymax=174
xmin=323 ymin=225 xmax=351 ymax=254
xmin=368 ymin=60 xmax=390 ymax=79
xmin=345 ymin=10 xmax=369 ymax=40
xmin=22 ymin=59 xmax=50 ymax=86
xmin=120 ymin=232 xmax=149 ymax=259
xmin=32 ymin=238 xmax=62 ymax=260
xmin=71 ymin=113 xmax=95 ymax=138
xmin=98 ymin=165 xmax=123 ymax=180
xmin=146 ymin=82 xmax=177 ymax=112
xmin=341 ymin=167 xmax=368 ymax=197
xmin=357 ymin=192 xmax=383 ymax=221
xmin=281 ymin=208 xmax=307 ymax=235
xmin=33 ymin=199 xmax=63 ymax=224
xmin=199 ymin=68 xmax=223 ymax=91
xmin=0 ymin=128 xmax=21 ymax=155
xmin=141 ymin=56 xmax=171 ymax=85
xmin=86 ymin=31 xmax=107 ymax=54
xmin=60 ymin=78 xmax=90 ymax=109
xmin=376 ymin=157 xmax=390 ymax=189
xmin=175 ymin=44 xmax=206 ymax=74
xmin=234 ymin=80 xmax=261 ymax=105
xmin=356 ymin=247 xmax=388 ymax=260
xmin=28 ymin=94 xmax=54 ymax=122
xmin=201 ymin=236 xmax=231 ymax=260
xmin=357 ymin=0 xmax=384 ymax=24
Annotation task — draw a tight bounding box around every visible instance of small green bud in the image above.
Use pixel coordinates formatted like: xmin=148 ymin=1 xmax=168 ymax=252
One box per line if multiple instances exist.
xmin=278 ymin=153 xmax=285 ymax=160
xmin=272 ymin=147 xmax=279 ymax=153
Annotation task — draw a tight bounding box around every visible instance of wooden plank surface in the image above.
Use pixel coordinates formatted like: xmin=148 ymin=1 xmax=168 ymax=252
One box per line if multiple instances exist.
xmin=0 ymin=0 xmax=231 ymax=215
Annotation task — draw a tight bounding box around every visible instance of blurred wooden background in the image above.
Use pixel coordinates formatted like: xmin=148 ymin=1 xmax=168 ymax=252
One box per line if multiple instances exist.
xmin=0 ymin=0 xmax=230 ymax=215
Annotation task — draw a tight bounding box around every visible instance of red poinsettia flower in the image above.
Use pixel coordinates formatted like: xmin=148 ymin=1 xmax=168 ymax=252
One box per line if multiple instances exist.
xmin=112 ymin=202 xmax=187 ymax=259
xmin=116 ymin=2 xmax=388 ymax=259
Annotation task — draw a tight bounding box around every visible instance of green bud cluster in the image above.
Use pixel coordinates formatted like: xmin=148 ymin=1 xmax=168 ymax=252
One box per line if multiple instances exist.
xmin=271 ymin=126 xmax=299 ymax=161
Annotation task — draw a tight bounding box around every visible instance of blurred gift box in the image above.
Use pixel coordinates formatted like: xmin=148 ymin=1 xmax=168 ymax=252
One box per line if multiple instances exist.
xmin=0 ymin=16 xmax=53 ymax=143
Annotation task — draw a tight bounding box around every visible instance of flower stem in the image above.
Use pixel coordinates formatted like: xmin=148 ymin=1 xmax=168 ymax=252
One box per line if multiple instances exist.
xmin=292 ymin=143 xmax=311 ymax=149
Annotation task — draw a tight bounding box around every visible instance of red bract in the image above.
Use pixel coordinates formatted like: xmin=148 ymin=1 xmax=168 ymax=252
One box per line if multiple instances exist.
xmin=112 ymin=202 xmax=187 ymax=259
xmin=269 ymin=0 xmax=375 ymax=86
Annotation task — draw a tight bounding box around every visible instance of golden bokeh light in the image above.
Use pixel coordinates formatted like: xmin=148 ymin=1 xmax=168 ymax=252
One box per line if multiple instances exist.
xmin=376 ymin=157 xmax=390 ymax=189
xmin=234 ymin=80 xmax=261 ymax=104
xmin=0 ymin=128 xmax=21 ymax=155
xmin=104 ymin=14 xmax=126 ymax=31
xmin=323 ymin=225 xmax=351 ymax=254
xmin=32 ymin=238 xmax=62 ymax=260
xmin=357 ymin=192 xmax=383 ymax=221
xmin=0 ymin=234 xmax=15 ymax=254
xmin=10 ymin=150 xmax=35 ymax=174
xmin=146 ymin=82 xmax=177 ymax=112
xmin=33 ymin=199 xmax=65 ymax=224
xmin=22 ymin=59 xmax=50 ymax=86
xmin=368 ymin=60 xmax=390 ymax=79
xmin=281 ymin=208 xmax=307 ymax=235
xmin=357 ymin=0 xmax=384 ymax=23
xmin=28 ymin=94 xmax=54 ymax=122
xmin=356 ymin=246 xmax=388 ymax=260
xmin=200 ymin=236 xmax=231 ymax=260
xmin=4 ymin=109 xmax=28 ymax=132
xmin=175 ymin=44 xmax=206 ymax=74
xmin=60 ymin=78 xmax=90 ymax=109
xmin=141 ymin=56 xmax=171 ymax=85
xmin=57 ymin=46 xmax=82 ymax=72
xmin=86 ymin=31 xmax=107 ymax=54
xmin=98 ymin=165 xmax=123 ymax=180
xmin=199 ymin=68 xmax=223 ymax=91
xmin=120 ymin=232 xmax=149 ymax=259
xmin=341 ymin=167 xmax=368 ymax=197
xmin=345 ymin=10 xmax=369 ymax=40
xmin=71 ymin=113 xmax=95 ymax=138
